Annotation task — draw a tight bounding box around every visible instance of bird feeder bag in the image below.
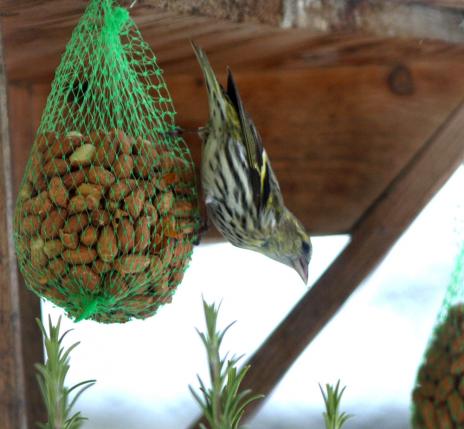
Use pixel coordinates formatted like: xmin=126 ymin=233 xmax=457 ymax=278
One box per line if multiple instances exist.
xmin=13 ymin=0 xmax=200 ymax=323
xmin=412 ymin=240 xmax=464 ymax=428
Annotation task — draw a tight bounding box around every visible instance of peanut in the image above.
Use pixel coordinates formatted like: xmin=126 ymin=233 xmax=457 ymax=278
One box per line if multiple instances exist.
xmin=63 ymin=247 xmax=97 ymax=264
xmin=68 ymin=195 xmax=88 ymax=214
xmin=63 ymin=213 xmax=89 ymax=233
xmin=108 ymin=182 xmax=130 ymax=201
xmin=31 ymin=237 xmax=47 ymax=268
xmin=18 ymin=181 xmax=33 ymax=201
xmin=70 ymin=144 xmax=96 ymax=167
xmin=87 ymin=130 xmax=106 ymax=146
xmin=124 ymin=189 xmax=145 ymax=219
xmin=112 ymin=129 xmax=132 ymax=154
xmin=93 ymin=259 xmax=112 ymax=274
xmin=134 ymin=137 xmax=159 ymax=159
xmin=134 ymin=156 xmax=152 ymax=178
xmin=91 ymin=210 xmax=110 ymax=227
xmin=36 ymin=132 xmax=57 ymax=153
xmin=43 ymin=159 xmax=69 ymax=176
xmin=23 ymin=215 xmax=41 ymax=235
xmin=113 ymin=154 xmax=134 ymax=178
xmin=115 ymin=255 xmax=150 ymax=274
xmin=43 ymin=240 xmax=64 ymax=259
xmin=80 ymin=226 xmax=99 ymax=246
xmin=49 ymin=176 xmax=69 ymax=208
xmin=144 ymin=203 xmax=158 ymax=224
xmin=76 ymin=183 xmax=103 ymax=198
xmin=88 ymin=166 xmax=115 ymax=187
xmin=45 ymin=132 xmax=83 ymax=160
xmin=158 ymin=191 xmax=174 ymax=214
xmin=49 ymin=258 xmax=66 ymax=276
xmin=60 ymin=230 xmax=79 ymax=249
xmin=95 ymin=135 xmax=116 ymax=167
xmin=173 ymin=200 xmax=194 ymax=216
xmin=134 ymin=217 xmax=150 ymax=252
xmin=23 ymin=191 xmax=53 ymax=217
xmin=70 ymin=265 xmax=99 ymax=291
xmin=97 ymin=226 xmax=118 ymax=263
xmin=41 ymin=209 xmax=67 ymax=239
xmin=117 ymin=218 xmax=135 ymax=254
xmin=62 ymin=169 xmax=88 ymax=188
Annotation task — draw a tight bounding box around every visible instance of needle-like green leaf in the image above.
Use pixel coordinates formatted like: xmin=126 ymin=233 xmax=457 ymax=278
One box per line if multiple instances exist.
xmin=35 ymin=316 xmax=96 ymax=429
xmin=319 ymin=380 xmax=353 ymax=429
xmin=190 ymin=300 xmax=264 ymax=429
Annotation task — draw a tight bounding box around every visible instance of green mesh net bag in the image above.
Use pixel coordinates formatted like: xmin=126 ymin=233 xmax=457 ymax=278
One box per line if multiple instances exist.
xmin=13 ymin=0 xmax=200 ymax=323
xmin=412 ymin=239 xmax=464 ymax=427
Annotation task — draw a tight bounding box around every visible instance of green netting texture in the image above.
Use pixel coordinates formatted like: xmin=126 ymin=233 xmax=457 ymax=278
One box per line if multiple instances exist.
xmin=13 ymin=0 xmax=200 ymax=323
xmin=412 ymin=240 xmax=464 ymax=427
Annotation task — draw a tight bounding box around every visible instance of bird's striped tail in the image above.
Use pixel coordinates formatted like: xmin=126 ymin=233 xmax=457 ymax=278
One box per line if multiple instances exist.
xmin=191 ymin=41 xmax=227 ymax=126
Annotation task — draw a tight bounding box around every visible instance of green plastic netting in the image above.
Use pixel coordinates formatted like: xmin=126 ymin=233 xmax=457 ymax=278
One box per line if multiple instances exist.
xmin=13 ymin=0 xmax=200 ymax=323
xmin=412 ymin=235 xmax=464 ymax=426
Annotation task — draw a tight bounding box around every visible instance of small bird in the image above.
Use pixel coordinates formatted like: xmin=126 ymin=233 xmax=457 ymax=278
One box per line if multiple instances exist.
xmin=192 ymin=42 xmax=312 ymax=283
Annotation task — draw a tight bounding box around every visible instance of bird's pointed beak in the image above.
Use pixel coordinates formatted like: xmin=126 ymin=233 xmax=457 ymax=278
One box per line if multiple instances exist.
xmin=293 ymin=255 xmax=309 ymax=285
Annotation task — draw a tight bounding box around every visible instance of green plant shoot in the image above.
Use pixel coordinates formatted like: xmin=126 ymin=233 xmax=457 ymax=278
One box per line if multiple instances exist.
xmin=189 ymin=300 xmax=264 ymax=429
xmin=35 ymin=316 xmax=96 ymax=429
xmin=319 ymin=380 xmax=352 ymax=429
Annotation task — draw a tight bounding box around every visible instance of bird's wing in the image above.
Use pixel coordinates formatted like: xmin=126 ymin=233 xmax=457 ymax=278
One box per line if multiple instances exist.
xmin=226 ymin=69 xmax=271 ymax=213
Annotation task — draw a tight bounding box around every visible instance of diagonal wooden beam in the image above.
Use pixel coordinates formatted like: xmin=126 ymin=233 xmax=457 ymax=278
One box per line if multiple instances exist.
xmin=240 ymin=100 xmax=464 ymax=417
xmin=191 ymin=98 xmax=464 ymax=427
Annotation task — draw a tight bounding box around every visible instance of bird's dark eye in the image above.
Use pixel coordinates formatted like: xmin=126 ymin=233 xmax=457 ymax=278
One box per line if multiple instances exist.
xmin=302 ymin=241 xmax=310 ymax=256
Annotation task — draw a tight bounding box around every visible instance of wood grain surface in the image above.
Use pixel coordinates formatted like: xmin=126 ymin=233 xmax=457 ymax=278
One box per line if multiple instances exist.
xmin=7 ymin=82 xmax=46 ymax=429
xmin=1 ymin=0 xmax=464 ymax=82
xmin=13 ymin=37 xmax=464 ymax=236
xmin=0 ymin=22 xmax=28 ymax=429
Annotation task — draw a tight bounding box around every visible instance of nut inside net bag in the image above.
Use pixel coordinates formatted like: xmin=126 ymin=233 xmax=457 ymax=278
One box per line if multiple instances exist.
xmin=412 ymin=239 xmax=464 ymax=428
xmin=13 ymin=0 xmax=200 ymax=323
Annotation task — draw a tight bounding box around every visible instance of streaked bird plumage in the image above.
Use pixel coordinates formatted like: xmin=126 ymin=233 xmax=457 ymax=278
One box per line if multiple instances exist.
xmin=192 ymin=42 xmax=312 ymax=283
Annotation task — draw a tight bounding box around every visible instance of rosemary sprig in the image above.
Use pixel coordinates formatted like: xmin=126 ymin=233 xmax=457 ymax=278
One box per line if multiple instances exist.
xmin=189 ymin=300 xmax=264 ymax=429
xmin=319 ymin=380 xmax=352 ymax=429
xmin=35 ymin=316 xmax=96 ymax=429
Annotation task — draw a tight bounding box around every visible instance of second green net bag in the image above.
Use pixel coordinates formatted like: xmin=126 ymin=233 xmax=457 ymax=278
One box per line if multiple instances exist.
xmin=13 ymin=0 xmax=200 ymax=323
xmin=412 ymin=239 xmax=464 ymax=427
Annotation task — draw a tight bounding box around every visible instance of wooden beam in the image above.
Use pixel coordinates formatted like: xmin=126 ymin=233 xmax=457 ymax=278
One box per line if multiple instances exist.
xmin=282 ymin=0 xmax=464 ymax=42
xmin=8 ymin=83 xmax=46 ymax=429
xmin=141 ymin=0 xmax=283 ymax=26
xmin=1 ymin=0 xmax=463 ymax=32
xmin=236 ymin=98 xmax=464 ymax=419
xmin=12 ymin=39 xmax=464 ymax=236
xmin=2 ymin=0 xmax=464 ymax=83
xmin=0 ymin=21 xmax=28 ymax=429
xmin=165 ymin=49 xmax=464 ymax=234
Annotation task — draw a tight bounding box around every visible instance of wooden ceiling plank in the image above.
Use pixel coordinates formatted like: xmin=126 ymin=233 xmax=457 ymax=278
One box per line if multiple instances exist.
xmin=169 ymin=52 xmax=464 ymax=232
xmin=154 ymin=28 xmax=319 ymax=74
xmin=149 ymin=25 xmax=274 ymax=69
xmin=143 ymin=19 xmax=253 ymax=49
xmin=3 ymin=1 xmax=464 ymax=83
xmin=16 ymin=41 xmax=464 ymax=235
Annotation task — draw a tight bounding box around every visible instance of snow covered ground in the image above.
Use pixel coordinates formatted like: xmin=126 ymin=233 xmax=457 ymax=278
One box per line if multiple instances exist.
xmin=42 ymin=166 xmax=464 ymax=429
